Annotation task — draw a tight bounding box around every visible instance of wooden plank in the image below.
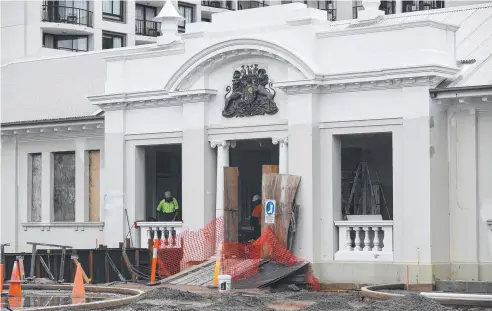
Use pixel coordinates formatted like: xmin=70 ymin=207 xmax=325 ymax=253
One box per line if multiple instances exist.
xmin=260 ymin=166 xmax=279 ymax=233
xmin=261 ymin=172 xmax=301 ymax=248
xmin=224 ymin=167 xmax=239 ymax=243
xmin=30 ymin=153 xmax=42 ymax=222
xmin=53 ymin=152 xmax=76 ymax=222
xmin=89 ymin=251 xmax=94 ymax=284
xmin=89 ymin=150 xmax=101 ymax=222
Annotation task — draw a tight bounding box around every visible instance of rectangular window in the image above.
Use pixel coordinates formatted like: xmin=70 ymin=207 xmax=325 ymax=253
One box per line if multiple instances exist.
xmin=380 ymin=1 xmax=396 ymax=14
xmin=29 ymin=153 xmax=42 ymax=222
xmin=103 ymin=0 xmax=123 ymax=21
xmin=238 ymin=1 xmax=267 ymax=10
xmin=88 ymin=150 xmax=100 ymax=222
xmin=317 ymin=0 xmax=336 ymax=21
xmin=178 ymin=2 xmax=195 ymax=33
xmin=352 ymin=0 xmax=363 ymax=18
xmin=102 ymin=32 xmax=125 ymax=49
xmin=135 ymin=4 xmax=160 ymax=36
xmin=53 ymin=152 xmax=76 ymax=222
xmin=402 ymin=0 xmax=444 ymax=12
xmin=43 ymin=33 xmax=88 ymax=52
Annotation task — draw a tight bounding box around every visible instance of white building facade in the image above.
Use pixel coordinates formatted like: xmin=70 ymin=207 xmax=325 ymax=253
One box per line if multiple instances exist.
xmin=2 ymin=1 xmax=492 ymax=286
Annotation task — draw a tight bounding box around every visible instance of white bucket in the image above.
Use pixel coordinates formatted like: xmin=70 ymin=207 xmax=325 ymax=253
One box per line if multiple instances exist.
xmin=218 ymin=274 xmax=232 ymax=292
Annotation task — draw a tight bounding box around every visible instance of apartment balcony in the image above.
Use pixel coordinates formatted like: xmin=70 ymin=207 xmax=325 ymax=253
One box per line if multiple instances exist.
xmin=41 ymin=4 xmax=93 ymax=28
xmin=135 ymin=19 xmax=161 ymax=37
xmin=201 ymin=1 xmax=233 ymax=10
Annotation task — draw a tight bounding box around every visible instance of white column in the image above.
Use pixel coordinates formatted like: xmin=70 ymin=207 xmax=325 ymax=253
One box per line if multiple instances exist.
xmin=210 ymin=140 xmax=233 ymax=218
xmin=272 ymin=137 xmax=288 ymax=174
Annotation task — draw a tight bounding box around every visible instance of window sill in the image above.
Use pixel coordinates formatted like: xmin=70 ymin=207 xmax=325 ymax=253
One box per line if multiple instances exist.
xmin=21 ymin=222 xmax=104 ymax=231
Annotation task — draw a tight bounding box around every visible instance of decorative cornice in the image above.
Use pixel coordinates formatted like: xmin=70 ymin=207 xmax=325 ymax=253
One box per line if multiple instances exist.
xmin=275 ymin=65 xmax=458 ymax=95
xmin=165 ymin=38 xmax=317 ymax=91
xmin=1 ymin=119 xmax=104 ymax=137
xmin=21 ymin=222 xmax=105 ymax=231
xmin=88 ymin=89 xmax=217 ymax=111
xmin=317 ymin=20 xmax=460 ymax=39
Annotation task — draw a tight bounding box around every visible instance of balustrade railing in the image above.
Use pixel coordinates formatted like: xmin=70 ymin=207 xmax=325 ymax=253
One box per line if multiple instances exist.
xmin=334 ymin=220 xmax=393 ymax=261
xmin=41 ymin=4 xmax=93 ymax=27
xmin=201 ymin=1 xmax=233 ymax=10
xmin=135 ymin=221 xmax=184 ymax=248
xmin=135 ymin=19 xmax=161 ymax=37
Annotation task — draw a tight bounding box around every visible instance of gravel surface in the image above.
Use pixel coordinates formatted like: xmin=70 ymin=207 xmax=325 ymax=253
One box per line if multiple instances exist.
xmin=35 ymin=287 xmax=492 ymax=311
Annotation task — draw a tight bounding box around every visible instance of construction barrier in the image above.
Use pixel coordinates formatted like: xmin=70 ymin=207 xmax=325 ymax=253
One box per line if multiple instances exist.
xmin=156 ymin=217 xmax=320 ymax=290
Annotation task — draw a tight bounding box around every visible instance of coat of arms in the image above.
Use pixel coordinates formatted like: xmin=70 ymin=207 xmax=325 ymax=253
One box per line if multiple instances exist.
xmin=222 ymin=64 xmax=279 ymax=118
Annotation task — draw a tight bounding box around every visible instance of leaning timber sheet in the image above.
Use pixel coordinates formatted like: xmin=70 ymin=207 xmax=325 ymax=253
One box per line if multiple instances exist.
xmin=233 ymin=261 xmax=308 ymax=289
xmin=261 ymin=174 xmax=301 ymax=247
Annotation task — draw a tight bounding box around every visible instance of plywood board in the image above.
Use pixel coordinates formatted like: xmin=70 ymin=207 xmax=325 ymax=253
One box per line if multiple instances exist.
xmin=53 ymin=152 xmax=76 ymax=222
xmin=261 ymin=173 xmax=301 ymax=248
xmin=31 ymin=153 xmax=42 ymax=222
xmin=224 ymin=167 xmax=239 ymax=242
xmin=260 ymin=165 xmax=279 ymax=233
xmin=89 ymin=150 xmax=100 ymax=222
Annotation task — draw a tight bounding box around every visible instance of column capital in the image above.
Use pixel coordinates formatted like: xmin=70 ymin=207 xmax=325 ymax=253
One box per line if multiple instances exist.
xmin=272 ymin=137 xmax=288 ymax=146
xmin=210 ymin=140 xmax=236 ymax=149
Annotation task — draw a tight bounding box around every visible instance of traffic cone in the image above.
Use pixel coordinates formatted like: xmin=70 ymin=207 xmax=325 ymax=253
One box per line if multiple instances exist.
xmin=72 ymin=263 xmax=85 ymax=300
xmin=8 ymin=261 xmax=22 ymax=297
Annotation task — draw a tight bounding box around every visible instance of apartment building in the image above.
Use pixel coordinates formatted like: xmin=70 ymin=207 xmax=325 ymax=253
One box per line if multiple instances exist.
xmin=1 ymin=0 xmax=490 ymax=64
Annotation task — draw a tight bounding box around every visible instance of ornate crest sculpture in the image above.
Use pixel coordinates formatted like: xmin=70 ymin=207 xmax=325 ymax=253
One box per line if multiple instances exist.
xmin=222 ymin=64 xmax=279 ymax=118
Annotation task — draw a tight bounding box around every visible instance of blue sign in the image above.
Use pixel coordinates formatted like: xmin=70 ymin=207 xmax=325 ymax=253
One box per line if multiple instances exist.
xmin=265 ymin=200 xmax=276 ymax=224
xmin=266 ymin=201 xmax=275 ymax=215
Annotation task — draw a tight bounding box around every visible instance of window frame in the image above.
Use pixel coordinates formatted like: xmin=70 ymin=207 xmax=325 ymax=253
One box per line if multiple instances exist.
xmin=352 ymin=0 xmax=363 ymax=19
xmin=103 ymin=0 xmax=124 ymax=22
xmin=102 ymin=31 xmax=125 ymax=49
xmin=379 ymin=1 xmax=396 ymax=15
xmin=42 ymin=33 xmax=89 ymax=52
xmin=178 ymin=2 xmax=195 ymax=33
xmin=238 ymin=1 xmax=268 ymax=10
xmin=317 ymin=0 xmax=337 ymax=21
xmin=402 ymin=0 xmax=445 ymax=13
xmin=135 ymin=4 xmax=159 ymax=36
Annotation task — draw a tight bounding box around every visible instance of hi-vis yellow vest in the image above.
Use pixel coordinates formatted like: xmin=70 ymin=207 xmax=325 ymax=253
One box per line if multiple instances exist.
xmin=156 ymin=198 xmax=179 ymax=213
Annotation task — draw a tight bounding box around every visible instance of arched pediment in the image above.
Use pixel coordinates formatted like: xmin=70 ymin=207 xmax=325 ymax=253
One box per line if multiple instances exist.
xmin=165 ymin=38 xmax=316 ymax=91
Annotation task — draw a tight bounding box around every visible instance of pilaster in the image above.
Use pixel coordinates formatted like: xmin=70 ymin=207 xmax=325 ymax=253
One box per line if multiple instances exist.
xmin=210 ymin=140 xmax=234 ymax=219
xmin=182 ymin=101 xmax=215 ymax=231
xmin=448 ymin=105 xmax=479 ymax=279
xmin=287 ymin=92 xmax=319 ymax=261
xmin=272 ymin=137 xmax=288 ymax=174
xmin=102 ymin=110 xmax=126 ymax=248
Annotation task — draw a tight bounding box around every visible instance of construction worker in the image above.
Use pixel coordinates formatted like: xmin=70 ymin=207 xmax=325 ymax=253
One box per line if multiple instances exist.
xmin=156 ymin=191 xmax=179 ymax=221
xmin=250 ymin=194 xmax=262 ymax=239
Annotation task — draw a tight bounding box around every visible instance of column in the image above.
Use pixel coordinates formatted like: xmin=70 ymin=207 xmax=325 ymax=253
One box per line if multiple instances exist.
xmin=272 ymin=137 xmax=288 ymax=174
xmin=210 ymin=140 xmax=233 ymax=219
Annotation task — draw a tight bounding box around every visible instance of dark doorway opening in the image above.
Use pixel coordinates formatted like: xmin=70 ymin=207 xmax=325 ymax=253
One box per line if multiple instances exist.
xmin=144 ymin=144 xmax=182 ymax=222
xmin=230 ymin=139 xmax=279 ymax=242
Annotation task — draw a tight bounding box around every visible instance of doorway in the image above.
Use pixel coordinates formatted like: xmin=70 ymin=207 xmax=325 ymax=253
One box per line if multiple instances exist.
xmin=229 ymin=139 xmax=279 ymax=242
xmin=144 ymin=144 xmax=182 ymax=221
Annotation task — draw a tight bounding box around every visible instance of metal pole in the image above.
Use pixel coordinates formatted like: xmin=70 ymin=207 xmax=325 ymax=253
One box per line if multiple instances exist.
xmin=59 ymin=247 xmax=66 ymax=283
xmin=30 ymin=244 xmax=37 ymax=279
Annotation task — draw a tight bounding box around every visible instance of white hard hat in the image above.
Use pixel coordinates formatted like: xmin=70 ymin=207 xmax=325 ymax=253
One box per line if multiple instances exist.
xmin=252 ymin=194 xmax=261 ymax=202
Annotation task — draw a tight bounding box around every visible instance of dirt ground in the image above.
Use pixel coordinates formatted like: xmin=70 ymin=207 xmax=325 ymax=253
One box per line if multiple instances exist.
xmin=62 ymin=286 xmax=492 ymax=311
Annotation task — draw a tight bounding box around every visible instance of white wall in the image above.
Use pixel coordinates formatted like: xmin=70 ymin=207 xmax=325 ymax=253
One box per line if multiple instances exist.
xmin=1 ymin=135 xmax=104 ymax=252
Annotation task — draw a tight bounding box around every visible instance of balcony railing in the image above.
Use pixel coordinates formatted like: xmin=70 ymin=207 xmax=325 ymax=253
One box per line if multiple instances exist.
xmin=334 ymin=220 xmax=393 ymax=261
xmin=238 ymin=1 xmax=268 ymax=10
xmin=41 ymin=4 xmax=93 ymax=27
xmin=201 ymin=1 xmax=233 ymax=10
xmin=135 ymin=19 xmax=161 ymax=37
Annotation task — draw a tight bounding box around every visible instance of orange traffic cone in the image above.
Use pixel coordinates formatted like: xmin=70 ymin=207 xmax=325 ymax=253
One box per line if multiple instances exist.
xmin=72 ymin=263 xmax=86 ymax=300
xmin=8 ymin=261 xmax=22 ymax=297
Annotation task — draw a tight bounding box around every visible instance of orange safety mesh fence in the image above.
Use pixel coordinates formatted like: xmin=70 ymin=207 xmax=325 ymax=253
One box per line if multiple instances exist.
xmin=156 ymin=216 xmax=320 ymax=291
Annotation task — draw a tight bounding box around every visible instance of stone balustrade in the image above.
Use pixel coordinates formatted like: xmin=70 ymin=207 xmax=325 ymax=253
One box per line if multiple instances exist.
xmin=334 ymin=220 xmax=393 ymax=261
